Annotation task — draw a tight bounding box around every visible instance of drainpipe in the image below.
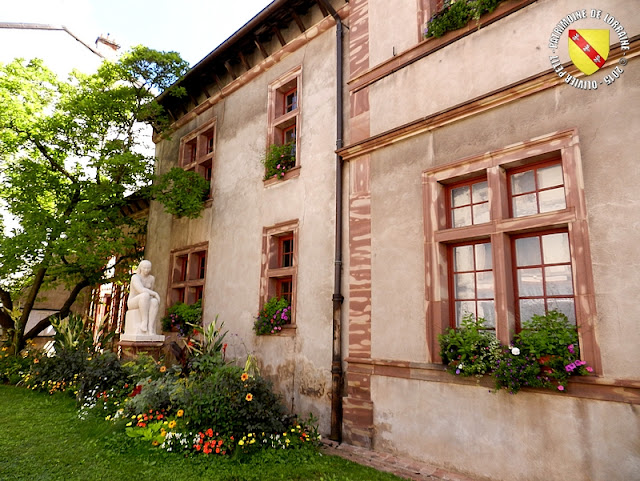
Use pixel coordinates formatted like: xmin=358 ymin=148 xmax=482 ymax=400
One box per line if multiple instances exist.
xmin=318 ymin=0 xmax=345 ymax=444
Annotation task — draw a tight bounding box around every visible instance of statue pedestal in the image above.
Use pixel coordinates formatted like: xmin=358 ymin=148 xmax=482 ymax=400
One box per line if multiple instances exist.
xmin=119 ymin=336 xmax=165 ymax=360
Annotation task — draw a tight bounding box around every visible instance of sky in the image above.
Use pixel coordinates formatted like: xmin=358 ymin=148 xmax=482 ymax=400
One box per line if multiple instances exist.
xmin=0 ymin=0 xmax=274 ymax=71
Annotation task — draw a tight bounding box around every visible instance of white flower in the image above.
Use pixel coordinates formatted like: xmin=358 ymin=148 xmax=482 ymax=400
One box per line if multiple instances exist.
xmin=457 ymin=363 xmax=464 ymax=369
xmin=511 ymin=347 xmax=521 ymax=356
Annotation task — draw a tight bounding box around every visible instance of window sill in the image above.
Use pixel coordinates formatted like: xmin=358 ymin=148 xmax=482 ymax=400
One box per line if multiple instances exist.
xmin=256 ymin=324 xmax=297 ymax=337
xmin=263 ymin=166 xmax=301 ymax=187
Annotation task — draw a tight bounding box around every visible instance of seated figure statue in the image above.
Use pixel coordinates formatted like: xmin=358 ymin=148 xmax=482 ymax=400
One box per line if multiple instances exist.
xmin=121 ymin=260 xmax=163 ymax=341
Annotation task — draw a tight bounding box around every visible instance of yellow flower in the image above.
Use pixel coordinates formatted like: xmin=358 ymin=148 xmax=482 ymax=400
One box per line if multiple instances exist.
xmin=241 ymin=372 xmax=249 ymax=381
xmin=161 ymin=429 xmax=167 ymax=437
xmin=238 ymin=440 xmax=245 ymax=446
xmin=152 ymin=440 xmax=159 ymax=446
xmin=177 ymin=409 xmax=184 ymax=417
xmin=168 ymin=420 xmax=177 ymax=429
xmin=245 ymin=393 xmax=253 ymax=402
xmin=159 ymin=366 xmax=167 ymax=373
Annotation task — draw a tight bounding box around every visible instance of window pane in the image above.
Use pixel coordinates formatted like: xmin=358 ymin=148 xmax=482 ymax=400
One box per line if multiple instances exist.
xmin=454 ymin=245 xmax=474 ymax=272
xmin=477 ymin=301 xmax=496 ymax=328
xmin=511 ymin=170 xmax=535 ymax=194
xmin=518 ymin=268 xmax=544 ymax=296
xmin=512 ymin=193 xmax=538 ymax=217
xmin=515 ymin=237 xmax=541 ymax=266
xmin=472 ymin=181 xmax=488 ymax=203
xmin=455 ymin=301 xmax=476 ymax=327
xmin=452 ymin=206 xmax=472 ymax=227
xmin=547 ymin=298 xmax=576 ymax=324
xmin=476 ymin=271 xmax=494 ymax=299
xmin=537 ymin=164 xmax=563 ymax=189
xmin=473 ymin=203 xmax=490 ymax=224
xmin=545 ymin=265 xmax=573 ymax=295
xmin=542 ymin=232 xmax=570 ymax=264
xmin=454 ymin=273 xmax=475 ymax=299
xmin=519 ymin=298 xmax=545 ymax=323
xmin=475 ymin=242 xmax=492 ymax=270
xmin=539 ymin=187 xmax=566 ymax=213
xmin=451 ymin=185 xmax=470 ymax=207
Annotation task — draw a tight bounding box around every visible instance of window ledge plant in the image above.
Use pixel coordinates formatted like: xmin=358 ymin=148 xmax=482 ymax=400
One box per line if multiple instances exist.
xmin=438 ymin=310 xmax=593 ymax=394
xmin=161 ymin=300 xmax=202 ymax=337
xmin=254 ymin=297 xmax=291 ymax=335
xmin=262 ymin=142 xmax=295 ymax=181
xmin=424 ymin=0 xmax=505 ymax=39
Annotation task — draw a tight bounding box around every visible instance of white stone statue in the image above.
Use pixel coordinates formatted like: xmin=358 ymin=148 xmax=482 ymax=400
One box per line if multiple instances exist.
xmin=121 ymin=260 xmax=164 ymax=342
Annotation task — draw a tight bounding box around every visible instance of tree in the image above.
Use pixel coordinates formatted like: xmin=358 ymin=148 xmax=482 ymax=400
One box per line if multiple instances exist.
xmin=0 ymin=46 xmax=209 ymax=350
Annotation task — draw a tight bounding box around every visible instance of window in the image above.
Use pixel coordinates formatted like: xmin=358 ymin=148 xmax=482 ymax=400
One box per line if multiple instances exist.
xmin=423 ymin=130 xmax=600 ymax=371
xmin=449 ymin=241 xmax=495 ymax=327
xmin=169 ymin=243 xmax=208 ymax=306
xmin=266 ymin=67 xmax=302 ymax=181
xmin=448 ymin=178 xmax=489 ymax=228
xmin=509 ymin=161 xmax=566 ymax=217
xmin=260 ymin=220 xmax=299 ymax=327
xmin=513 ymin=231 xmax=575 ymax=324
xmin=179 ymin=118 xmax=216 ymax=188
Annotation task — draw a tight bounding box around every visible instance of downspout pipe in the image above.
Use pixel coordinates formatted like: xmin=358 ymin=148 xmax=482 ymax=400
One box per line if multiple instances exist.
xmin=318 ymin=0 xmax=345 ymax=444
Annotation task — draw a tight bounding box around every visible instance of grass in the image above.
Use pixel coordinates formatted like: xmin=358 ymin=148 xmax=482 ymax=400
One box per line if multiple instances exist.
xmin=0 ymin=385 xmax=404 ymax=481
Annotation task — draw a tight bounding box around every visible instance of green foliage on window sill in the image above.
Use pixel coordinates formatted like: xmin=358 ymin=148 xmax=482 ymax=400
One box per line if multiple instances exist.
xmin=161 ymin=299 xmax=202 ymax=337
xmin=262 ymin=143 xmax=296 ymax=181
xmin=254 ymin=297 xmax=291 ymax=335
xmin=439 ymin=311 xmax=594 ymax=394
xmin=424 ymin=0 xmax=505 ymax=38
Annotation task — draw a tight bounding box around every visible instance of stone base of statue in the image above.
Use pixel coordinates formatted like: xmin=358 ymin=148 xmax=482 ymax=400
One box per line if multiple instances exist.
xmin=118 ymin=309 xmax=164 ymax=360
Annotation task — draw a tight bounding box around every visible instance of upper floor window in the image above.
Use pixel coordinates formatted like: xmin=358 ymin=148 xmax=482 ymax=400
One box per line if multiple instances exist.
xmin=179 ymin=118 xmax=216 ymax=187
xmin=266 ymin=67 xmax=302 ymax=182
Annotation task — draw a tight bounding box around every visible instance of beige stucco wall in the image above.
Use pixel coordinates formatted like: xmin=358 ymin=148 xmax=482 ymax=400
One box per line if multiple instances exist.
xmin=368 ymin=0 xmax=422 ymax=67
xmin=371 ymin=376 xmax=640 ymax=481
xmin=367 ymin=0 xmax=639 ymax=137
xmin=354 ymin=0 xmax=640 ymax=479
xmin=146 ymin=28 xmax=339 ymax=432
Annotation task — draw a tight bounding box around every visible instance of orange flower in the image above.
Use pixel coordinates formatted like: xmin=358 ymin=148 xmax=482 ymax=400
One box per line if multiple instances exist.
xmin=177 ymin=409 xmax=184 ymax=417
xmin=245 ymin=393 xmax=253 ymax=402
xmin=241 ymin=373 xmax=249 ymax=382
xmin=159 ymin=366 xmax=167 ymax=373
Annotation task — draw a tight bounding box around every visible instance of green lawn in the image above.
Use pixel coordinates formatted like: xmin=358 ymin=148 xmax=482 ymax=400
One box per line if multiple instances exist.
xmin=0 ymin=385 xmax=403 ymax=481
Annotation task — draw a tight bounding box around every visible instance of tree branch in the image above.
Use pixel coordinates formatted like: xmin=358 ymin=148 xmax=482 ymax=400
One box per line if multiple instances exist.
xmin=23 ymin=278 xmax=91 ymax=340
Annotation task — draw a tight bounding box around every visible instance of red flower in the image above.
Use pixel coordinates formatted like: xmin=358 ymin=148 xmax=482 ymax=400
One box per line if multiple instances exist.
xmin=206 ymin=428 xmax=214 ymax=437
xmin=194 ymin=444 xmax=201 ymax=451
xmin=215 ymin=447 xmax=220 ymax=454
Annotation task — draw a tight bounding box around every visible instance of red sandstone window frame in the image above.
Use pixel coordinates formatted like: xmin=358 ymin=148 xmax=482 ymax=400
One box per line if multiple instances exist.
xmin=168 ymin=242 xmax=208 ymax=307
xmin=266 ymin=66 xmax=302 ymax=183
xmin=179 ymin=118 xmax=216 ymax=192
xmin=422 ymin=130 xmax=601 ymax=373
xmin=260 ymin=220 xmax=299 ymax=329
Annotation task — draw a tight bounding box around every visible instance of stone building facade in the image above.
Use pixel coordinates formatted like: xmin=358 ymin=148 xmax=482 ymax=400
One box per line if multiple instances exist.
xmin=146 ymin=1 xmax=640 ymax=479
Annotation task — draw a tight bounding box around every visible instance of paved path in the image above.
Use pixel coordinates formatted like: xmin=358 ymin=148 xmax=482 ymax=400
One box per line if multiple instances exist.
xmin=321 ymin=440 xmax=481 ymax=481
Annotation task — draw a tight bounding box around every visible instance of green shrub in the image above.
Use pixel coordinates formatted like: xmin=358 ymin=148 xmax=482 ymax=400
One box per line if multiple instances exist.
xmin=176 ymin=364 xmax=289 ymax=438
